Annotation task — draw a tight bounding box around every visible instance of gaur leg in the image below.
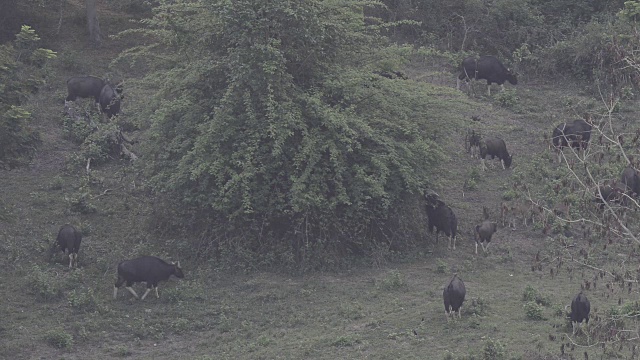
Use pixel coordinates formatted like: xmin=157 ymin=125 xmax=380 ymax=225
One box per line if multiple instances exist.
xmin=68 ymin=254 xmax=73 ymax=268
xmin=114 ymin=276 xmax=125 ymax=299
xmin=456 ymin=78 xmax=461 ymax=90
xmin=125 ymin=281 xmax=140 ymax=299
xmin=487 ymin=84 xmax=491 ymax=96
xmin=501 ymin=159 xmax=506 ymax=169
xmin=141 ymin=285 xmax=153 ymax=300
xmin=481 ymin=158 xmax=487 ymax=171
xmin=458 ymin=308 xmax=462 ymax=318
xmin=475 ymin=242 xmax=478 ymax=254
xmin=500 ymin=84 xmax=505 ymax=92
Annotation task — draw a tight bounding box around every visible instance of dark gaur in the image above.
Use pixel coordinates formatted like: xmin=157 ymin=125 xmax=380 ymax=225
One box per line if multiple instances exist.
xmin=474 ymin=220 xmax=497 ymax=254
xmin=570 ymin=292 xmax=590 ymax=335
xmin=424 ymin=192 xmax=458 ymax=250
xmin=479 ymin=137 xmax=512 ymax=170
xmin=66 ymin=76 xmax=106 ymax=103
xmin=114 ymin=256 xmax=184 ymax=300
xmin=99 ymin=83 xmax=123 ymax=118
xmin=457 ymin=56 xmax=517 ymax=96
xmin=443 ymin=274 xmax=466 ymax=320
xmin=52 ymin=224 xmax=82 ymax=268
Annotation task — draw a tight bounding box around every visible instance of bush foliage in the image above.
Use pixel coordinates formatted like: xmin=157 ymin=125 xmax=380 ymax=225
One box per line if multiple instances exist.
xmin=0 ymin=25 xmax=55 ymax=169
xmin=116 ymin=0 xmax=453 ymax=268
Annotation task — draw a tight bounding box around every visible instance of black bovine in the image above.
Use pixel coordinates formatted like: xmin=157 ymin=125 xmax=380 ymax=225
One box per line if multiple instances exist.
xmin=594 ymin=184 xmax=626 ymax=209
xmin=457 ymin=56 xmax=517 ymax=95
xmin=479 ymin=137 xmax=512 ymax=170
xmin=474 ymin=220 xmax=497 ymax=254
xmin=570 ymin=292 xmax=590 ymax=335
xmin=424 ymin=192 xmax=458 ymax=250
xmin=99 ymin=83 xmax=123 ymax=118
xmin=66 ymin=76 xmax=106 ymax=103
xmin=114 ymin=256 xmax=184 ymax=300
xmin=443 ymin=274 xmax=466 ymax=320
xmin=551 ymin=119 xmax=592 ymax=162
xmin=52 ymin=224 xmax=82 ymax=268
xmin=620 ymin=166 xmax=640 ymax=197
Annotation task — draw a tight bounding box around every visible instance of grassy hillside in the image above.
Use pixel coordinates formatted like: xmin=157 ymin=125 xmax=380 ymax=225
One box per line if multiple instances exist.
xmin=1 ymin=2 xmax=639 ymax=360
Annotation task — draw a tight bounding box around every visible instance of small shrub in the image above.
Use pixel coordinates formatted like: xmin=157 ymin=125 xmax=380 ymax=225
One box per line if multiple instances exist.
xmin=66 ymin=188 xmax=97 ymax=214
xmin=502 ymin=189 xmax=517 ymax=201
xmin=49 ymin=175 xmax=64 ymax=190
xmin=62 ymin=112 xmax=94 ymax=144
xmin=377 ymin=269 xmax=406 ymax=290
xmin=436 ymin=259 xmax=447 ymax=274
xmin=466 ymin=297 xmax=489 ymax=316
xmin=618 ymin=301 xmax=640 ymax=317
xmin=27 ymin=265 xmax=63 ymax=301
xmin=67 ymin=288 xmax=99 ymax=312
xmin=522 ymin=285 xmax=550 ymax=306
xmin=44 ymin=328 xmax=73 ymax=349
xmin=494 ymin=89 xmax=519 ymax=108
xmin=332 ymin=335 xmax=359 ymax=347
xmin=524 ymin=301 xmax=545 ymax=320
xmin=552 ymin=304 xmax=565 ymax=317
xmin=338 ymin=301 xmax=365 ymax=320
xmin=482 ymin=337 xmax=505 ymax=360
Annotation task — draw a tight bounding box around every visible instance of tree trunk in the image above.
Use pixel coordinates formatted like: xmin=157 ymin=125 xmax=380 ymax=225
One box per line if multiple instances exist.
xmin=86 ymin=0 xmax=101 ymax=46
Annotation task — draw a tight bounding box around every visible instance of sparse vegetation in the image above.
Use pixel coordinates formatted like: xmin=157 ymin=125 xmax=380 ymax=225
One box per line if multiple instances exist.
xmin=2 ymin=0 xmax=640 ymax=359
xmin=44 ymin=328 xmax=73 ymax=349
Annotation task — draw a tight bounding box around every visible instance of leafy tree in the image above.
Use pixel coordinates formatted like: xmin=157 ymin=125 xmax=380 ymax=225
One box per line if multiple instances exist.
xmin=0 ymin=25 xmax=55 ymax=170
xmin=118 ymin=0 xmax=452 ymax=268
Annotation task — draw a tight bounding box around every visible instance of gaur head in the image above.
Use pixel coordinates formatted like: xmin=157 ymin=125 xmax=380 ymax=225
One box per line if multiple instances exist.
xmin=504 ymin=154 xmax=513 ymax=168
xmin=506 ymin=72 xmax=518 ymax=85
xmin=423 ymin=190 xmax=439 ymax=204
xmin=173 ymin=261 xmax=185 ymax=278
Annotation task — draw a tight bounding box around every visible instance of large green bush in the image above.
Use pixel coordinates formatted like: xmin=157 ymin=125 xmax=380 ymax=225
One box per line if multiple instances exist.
xmin=117 ymin=0 xmax=456 ymax=268
xmin=0 ymin=25 xmax=55 ymax=169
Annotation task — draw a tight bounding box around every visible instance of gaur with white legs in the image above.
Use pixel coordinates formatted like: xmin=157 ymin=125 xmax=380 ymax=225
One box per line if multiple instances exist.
xmin=52 ymin=224 xmax=82 ymax=268
xmin=443 ymin=274 xmax=466 ymax=320
xmin=114 ymin=256 xmax=184 ymax=300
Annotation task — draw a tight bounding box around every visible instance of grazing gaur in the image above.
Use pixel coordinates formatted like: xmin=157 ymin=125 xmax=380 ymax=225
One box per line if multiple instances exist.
xmin=475 ymin=220 xmax=497 ymax=254
xmin=52 ymin=224 xmax=82 ymax=268
xmin=570 ymin=292 xmax=590 ymax=335
xmin=66 ymin=76 xmax=106 ymax=103
xmin=551 ymin=119 xmax=592 ymax=163
xmin=425 ymin=192 xmax=458 ymax=250
xmin=479 ymin=137 xmax=512 ymax=170
xmin=99 ymin=83 xmax=123 ymax=118
xmin=594 ymin=184 xmax=626 ymax=209
xmin=457 ymin=56 xmax=517 ymax=96
xmin=114 ymin=256 xmax=184 ymax=300
xmin=443 ymin=274 xmax=466 ymax=320
xmin=620 ymin=166 xmax=640 ymax=197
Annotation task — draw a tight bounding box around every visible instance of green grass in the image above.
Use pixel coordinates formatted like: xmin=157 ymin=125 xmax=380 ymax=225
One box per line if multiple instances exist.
xmin=1 ymin=2 xmax=640 ymax=360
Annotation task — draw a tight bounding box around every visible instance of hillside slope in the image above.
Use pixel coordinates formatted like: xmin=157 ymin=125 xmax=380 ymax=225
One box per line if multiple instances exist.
xmin=1 ymin=3 xmax=639 ymax=360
